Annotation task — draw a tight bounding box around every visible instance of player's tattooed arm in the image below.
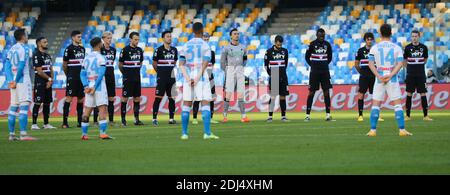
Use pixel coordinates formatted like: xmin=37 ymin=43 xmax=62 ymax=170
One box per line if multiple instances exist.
xmin=35 ymin=67 xmax=50 ymax=80
xmin=35 ymin=67 xmax=53 ymax=88
xmin=49 ymin=63 xmax=54 ymax=88
xmin=34 ymin=54 xmax=51 ymax=81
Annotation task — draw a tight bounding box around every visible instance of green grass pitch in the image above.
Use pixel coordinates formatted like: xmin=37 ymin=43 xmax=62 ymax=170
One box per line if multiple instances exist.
xmin=1 ymin=110 xmax=450 ymax=174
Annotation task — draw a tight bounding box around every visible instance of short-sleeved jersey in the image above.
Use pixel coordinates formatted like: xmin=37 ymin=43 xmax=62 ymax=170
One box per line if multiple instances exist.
xmin=369 ymin=41 xmax=403 ymax=83
xmin=305 ymin=39 xmax=333 ymax=73
xmin=152 ymin=45 xmax=178 ymax=77
xmin=101 ymin=46 xmax=116 ymax=81
xmin=32 ymin=49 xmax=53 ymax=84
xmin=404 ymin=43 xmax=428 ymax=77
xmin=63 ymin=44 xmax=85 ymax=80
xmin=119 ymin=45 xmax=144 ymax=81
xmin=179 ymin=37 xmax=211 ymax=80
xmin=264 ymin=45 xmax=289 ymax=80
xmin=355 ymin=46 xmax=375 ymax=77
xmin=6 ymin=43 xmax=32 ymax=84
xmin=82 ymin=51 xmax=107 ymax=92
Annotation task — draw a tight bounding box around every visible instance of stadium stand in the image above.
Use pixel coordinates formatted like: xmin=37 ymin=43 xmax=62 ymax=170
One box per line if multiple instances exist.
xmin=0 ymin=0 xmax=449 ymax=89
xmin=53 ymin=0 xmax=277 ymax=89
xmin=0 ymin=1 xmax=42 ymax=88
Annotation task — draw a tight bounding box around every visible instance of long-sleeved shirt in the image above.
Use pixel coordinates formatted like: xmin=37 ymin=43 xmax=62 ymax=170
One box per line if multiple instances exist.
xmin=80 ymin=51 xmax=107 ymax=91
xmin=5 ymin=43 xmax=31 ymax=84
xmin=220 ymin=42 xmax=247 ymax=70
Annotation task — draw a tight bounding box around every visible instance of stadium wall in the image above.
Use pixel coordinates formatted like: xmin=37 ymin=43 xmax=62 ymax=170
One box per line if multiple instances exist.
xmin=0 ymin=84 xmax=449 ymax=117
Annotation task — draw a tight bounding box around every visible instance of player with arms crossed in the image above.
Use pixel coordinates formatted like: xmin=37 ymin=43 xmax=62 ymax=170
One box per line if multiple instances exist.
xmin=178 ymin=22 xmax=219 ymax=140
xmin=5 ymin=29 xmax=37 ymax=141
xmin=79 ymin=37 xmax=113 ymax=140
xmin=367 ymin=24 xmax=412 ymax=137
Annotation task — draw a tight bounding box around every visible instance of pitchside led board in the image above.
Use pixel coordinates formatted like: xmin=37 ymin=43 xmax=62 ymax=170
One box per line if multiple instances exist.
xmin=0 ymin=84 xmax=449 ymax=117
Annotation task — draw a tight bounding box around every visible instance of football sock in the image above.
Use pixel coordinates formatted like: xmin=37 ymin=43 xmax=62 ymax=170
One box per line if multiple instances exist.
xmin=181 ymin=105 xmax=190 ymax=135
xmin=32 ymin=103 xmax=40 ymax=124
xmin=8 ymin=106 xmax=19 ymax=135
xmin=153 ymin=97 xmax=161 ymax=120
xmin=370 ymin=106 xmax=380 ymax=130
xmin=421 ymin=95 xmax=428 ymax=117
xmin=202 ymin=105 xmax=211 ymax=136
xmin=168 ymin=98 xmax=176 ymax=119
xmin=394 ymin=104 xmax=405 ymax=130
xmin=406 ymin=95 xmax=412 ymax=117
xmin=192 ymin=101 xmax=200 ymax=119
xmin=43 ymin=104 xmax=50 ymax=125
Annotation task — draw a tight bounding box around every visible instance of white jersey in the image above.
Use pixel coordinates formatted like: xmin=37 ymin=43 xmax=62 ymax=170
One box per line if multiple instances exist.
xmin=82 ymin=51 xmax=107 ymax=92
xmin=179 ymin=37 xmax=211 ymax=81
xmin=6 ymin=43 xmax=31 ymax=84
xmin=369 ymin=40 xmax=404 ymax=101
xmin=369 ymin=40 xmax=403 ymax=83
xmin=179 ymin=37 xmax=212 ymax=101
xmin=82 ymin=51 xmax=108 ymax=107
